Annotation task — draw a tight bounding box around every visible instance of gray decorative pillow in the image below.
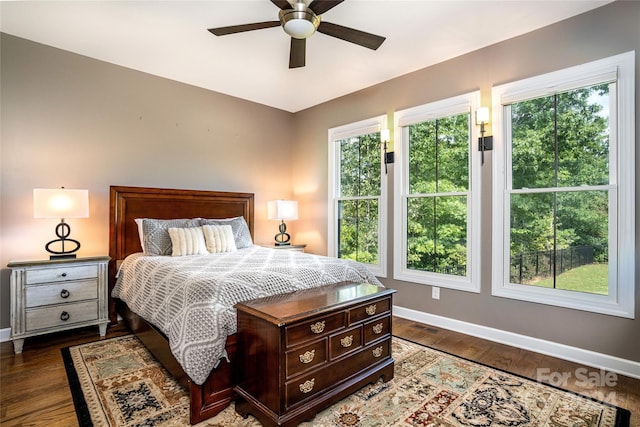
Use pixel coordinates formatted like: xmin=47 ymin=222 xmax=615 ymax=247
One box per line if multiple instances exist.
xmin=199 ymin=216 xmax=253 ymax=249
xmin=139 ymin=218 xmax=202 ymax=255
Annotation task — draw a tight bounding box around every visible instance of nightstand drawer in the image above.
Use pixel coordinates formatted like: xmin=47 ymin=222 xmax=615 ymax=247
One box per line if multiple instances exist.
xmin=26 ymin=300 xmax=98 ymax=331
xmin=25 ymin=279 xmax=98 ymax=308
xmin=25 ymin=264 xmax=98 ymax=284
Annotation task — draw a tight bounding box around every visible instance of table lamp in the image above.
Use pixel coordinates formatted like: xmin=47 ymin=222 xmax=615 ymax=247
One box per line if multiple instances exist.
xmin=33 ymin=188 xmax=89 ymax=259
xmin=267 ymin=200 xmax=298 ymax=246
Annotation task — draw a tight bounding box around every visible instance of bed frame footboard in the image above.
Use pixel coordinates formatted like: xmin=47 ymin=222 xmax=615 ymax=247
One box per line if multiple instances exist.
xmin=189 ymin=336 xmax=237 ymax=423
xmin=117 ymin=299 xmax=237 ymax=424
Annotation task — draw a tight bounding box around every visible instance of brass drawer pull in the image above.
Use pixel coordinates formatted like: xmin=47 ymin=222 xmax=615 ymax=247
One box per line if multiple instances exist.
xmin=299 ymin=378 xmax=315 ymax=394
xmin=310 ymin=321 xmax=325 ymax=334
xmin=60 ymin=311 xmax=70 ymax=321
xmin=372 ymin=323 xmax=384 ymax=334
xmin=60 ymin=289 xmax=70 ymax=299
xmin=365 ymin=304 xmax=377 ymax=315
xmin=299 ymin=350 xmax=315 ymax=364
xmin=372 ymin=346 xmax=383 ymax=358
xmin=340 ymin=335 xmax=354 ymax=347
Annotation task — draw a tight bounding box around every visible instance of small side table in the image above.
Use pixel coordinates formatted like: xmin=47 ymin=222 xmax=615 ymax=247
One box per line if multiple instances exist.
xmin=8 ymin=256 xmax=110 ymax=354
xmin=263 ymin=244 xmax=307 ymax=253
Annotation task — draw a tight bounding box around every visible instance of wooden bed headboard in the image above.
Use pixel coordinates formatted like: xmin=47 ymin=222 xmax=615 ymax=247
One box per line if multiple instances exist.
xmin=108 ymin=185 xmax=254 ymax=322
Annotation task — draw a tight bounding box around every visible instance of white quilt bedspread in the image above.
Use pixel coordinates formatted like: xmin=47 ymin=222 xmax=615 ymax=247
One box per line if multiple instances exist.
xmin=112 ymin=245 xmax=381 ymax=385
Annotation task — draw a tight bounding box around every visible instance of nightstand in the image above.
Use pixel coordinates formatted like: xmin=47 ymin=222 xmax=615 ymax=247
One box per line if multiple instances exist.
xmin=267 ymin=244 xmax=307 ymax=252
xmin=8 ymin=256 xmax=110 ymax=354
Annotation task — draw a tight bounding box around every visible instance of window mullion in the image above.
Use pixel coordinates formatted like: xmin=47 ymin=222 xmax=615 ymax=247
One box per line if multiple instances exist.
xmin=433 ymin=119 xmax=439 ymax=273
xmin=553 ymin=94 xmax=559 ymax=289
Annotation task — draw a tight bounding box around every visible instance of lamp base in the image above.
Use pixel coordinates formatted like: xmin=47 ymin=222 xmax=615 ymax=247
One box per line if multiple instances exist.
xmin=274 ymin=220 xmax=291 ymax=246
xmin=45 ymin=220 xmax=81 ymax=260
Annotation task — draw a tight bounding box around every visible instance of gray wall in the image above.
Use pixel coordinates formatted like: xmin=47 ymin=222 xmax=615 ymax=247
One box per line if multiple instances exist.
xmin=0 ymin=33 xmax=297 ymax=327
xmin=1 ymin=1 xmax=638 ymax=363
xmin=292 ymin=1 xmax=640 ymax=362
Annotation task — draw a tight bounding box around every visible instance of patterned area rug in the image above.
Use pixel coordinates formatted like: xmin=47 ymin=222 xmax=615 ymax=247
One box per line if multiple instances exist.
xmin=62 ymin=335 xmax=630 ymax=426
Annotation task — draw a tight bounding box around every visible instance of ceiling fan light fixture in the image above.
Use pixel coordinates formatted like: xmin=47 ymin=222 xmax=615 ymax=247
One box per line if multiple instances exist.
xmin=208 ymin=0 xmax=386 ymax=69
xmin=279 ymin=6 xmax=320 ymax=39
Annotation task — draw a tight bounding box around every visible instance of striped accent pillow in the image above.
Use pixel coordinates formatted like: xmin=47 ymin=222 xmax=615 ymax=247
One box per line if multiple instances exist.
xmin=168 ymin=227 xmax=208 ymax=256
xmin=199 ymin=217 xmax=253 ymax=248
xmin=202 ymin=225 xmax=237 ymax=253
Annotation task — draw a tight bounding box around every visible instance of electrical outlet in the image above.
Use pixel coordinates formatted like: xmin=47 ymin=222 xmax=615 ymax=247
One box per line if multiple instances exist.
xmin=432 ymin=286 xmax=440 ymax=300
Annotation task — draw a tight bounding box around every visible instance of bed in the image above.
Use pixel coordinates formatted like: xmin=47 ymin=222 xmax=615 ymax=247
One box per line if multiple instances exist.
xmin=107 ymin=185 xmax=381 ymax=424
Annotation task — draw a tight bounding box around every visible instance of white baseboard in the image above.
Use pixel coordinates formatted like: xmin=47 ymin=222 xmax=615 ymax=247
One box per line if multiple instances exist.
xmin=394 ymin=305 xmax=640 ymax=380
xmin=0 ymin=328 xmax=11 ymax=343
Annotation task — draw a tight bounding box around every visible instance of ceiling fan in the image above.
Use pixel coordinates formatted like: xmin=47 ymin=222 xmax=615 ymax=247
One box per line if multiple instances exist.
xmin=208 ymin=0 xmax=386 ymax=69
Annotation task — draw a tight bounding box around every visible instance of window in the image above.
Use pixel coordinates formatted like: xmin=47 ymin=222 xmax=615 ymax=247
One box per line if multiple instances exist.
xmin=394 ymin=92 xmax=481 ymax=292
xmin=492 ymin=52 xmax=635 ymax=318
xmin=328 ymin=115 xmax=387 ymax=277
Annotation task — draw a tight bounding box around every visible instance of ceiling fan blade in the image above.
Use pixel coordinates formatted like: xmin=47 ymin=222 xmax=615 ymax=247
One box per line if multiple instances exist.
xmin=271 ymin=0 xmax=293 ymax=9
xmin=208 ymin=21 xmax=280 ymax=36
xmin=317 ymin=21 xmax=385 ymax=50
xmin=309 ymin=0 xmax=344 ymax=15
xmin=289 ymin=37 xmax=306 ymax=68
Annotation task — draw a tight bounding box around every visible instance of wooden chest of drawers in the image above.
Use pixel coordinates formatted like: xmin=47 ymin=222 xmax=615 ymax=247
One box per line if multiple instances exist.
xmin=9 ymin=256 xmax=110 ymax=354
xmin=234 ymin=281 xmax=395 ymax=427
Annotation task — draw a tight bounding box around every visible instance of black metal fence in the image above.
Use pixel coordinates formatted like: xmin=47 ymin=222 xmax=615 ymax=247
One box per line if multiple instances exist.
xmin=510 ymin=246 xmax=594 ymax=284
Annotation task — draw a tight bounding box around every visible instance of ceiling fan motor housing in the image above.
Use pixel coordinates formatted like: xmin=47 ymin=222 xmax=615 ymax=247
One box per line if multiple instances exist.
xmin=279 ymin=2 xmax=320 ymax=39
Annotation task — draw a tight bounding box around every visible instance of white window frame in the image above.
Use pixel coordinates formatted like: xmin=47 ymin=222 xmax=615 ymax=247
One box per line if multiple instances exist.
xmin=491 ymin=51 xmax=635 ymax=318
xmin=393 ymin=92 xmax=482 ymax=292
xmin=328 ymin=115 xmax=388 ymax=277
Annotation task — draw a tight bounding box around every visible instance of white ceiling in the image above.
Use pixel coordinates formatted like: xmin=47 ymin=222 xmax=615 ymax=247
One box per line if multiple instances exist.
xmin=0 ymin=0 xmax=611 ymax=112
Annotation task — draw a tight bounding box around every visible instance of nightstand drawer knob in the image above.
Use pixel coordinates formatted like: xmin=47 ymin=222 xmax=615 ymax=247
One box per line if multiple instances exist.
xmin=373 ymin=323 xmax=384 ymax=334
xmin=61 ymin=272 xmax=67 ymax=277
xmin=366 ymin=304 xmax=377 ymax=315
xmin=60 ymin=289 xmax=70 ymax=299
xmin=60 ymin=311 xmax=70 ymax=321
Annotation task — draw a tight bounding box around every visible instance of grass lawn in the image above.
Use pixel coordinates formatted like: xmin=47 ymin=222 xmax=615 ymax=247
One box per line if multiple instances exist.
xmin=527 ymin=263 xmax=608 ymax=295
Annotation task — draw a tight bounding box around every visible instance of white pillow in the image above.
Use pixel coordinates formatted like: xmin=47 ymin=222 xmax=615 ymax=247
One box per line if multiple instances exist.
xmin=202 ymin=224 xmax=237 ymax=253
xmin=168 ymin=227 xmax=208 ymax=256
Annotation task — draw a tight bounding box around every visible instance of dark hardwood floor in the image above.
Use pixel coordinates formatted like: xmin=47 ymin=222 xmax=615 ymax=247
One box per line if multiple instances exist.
xmin=1 ymin=317 xmax=638 ymax=426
